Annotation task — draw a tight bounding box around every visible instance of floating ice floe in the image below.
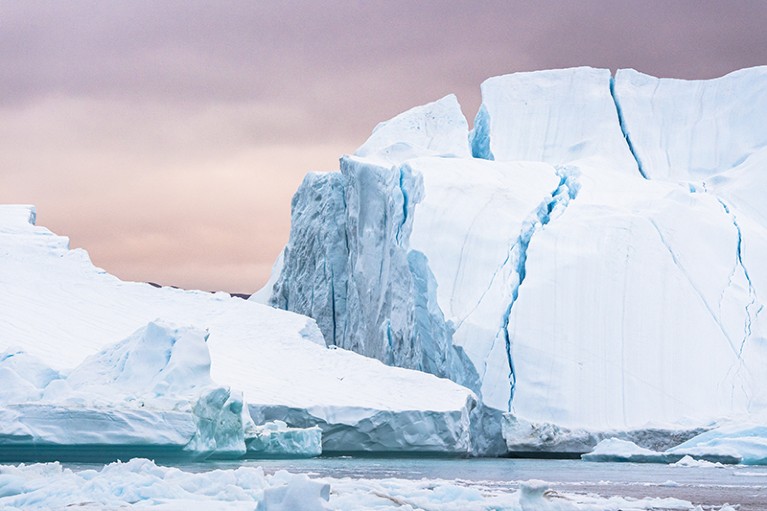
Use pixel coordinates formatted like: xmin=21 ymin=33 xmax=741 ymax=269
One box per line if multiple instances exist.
xmin=667 ymin=422 xmax=767 ymax=465
xmin=246 ymin=420 xmax=322 ymax=459
xmin=582 ymin=420 xmax=767 ymax=466
xmin=0 ymin=458 xmax=721 ymax=511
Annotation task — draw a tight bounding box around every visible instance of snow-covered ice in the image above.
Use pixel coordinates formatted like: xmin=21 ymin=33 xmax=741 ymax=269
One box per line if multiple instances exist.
xmin=262 ymin=66 xmax=767 ymax=454
xmin=0 ymin=205 xmax=476 ymax=455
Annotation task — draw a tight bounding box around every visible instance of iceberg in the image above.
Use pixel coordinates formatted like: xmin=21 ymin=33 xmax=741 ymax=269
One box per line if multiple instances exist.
xmin=581 ymin=419 xmax=767 ymax=466
xmin=0 ymin=205 xmax=476 ymax=455
xmin=667 ymin=422 xmax=767 ymax=465
xmin=0 ymin=321 xmax=323 ymax=460
xmin=613 ymin=66 xmax=767 ymax=182
xmin=581 ymin=438 xmax=670 ymax=464
xmin=261 ymin=66 xmax=767 ymax=454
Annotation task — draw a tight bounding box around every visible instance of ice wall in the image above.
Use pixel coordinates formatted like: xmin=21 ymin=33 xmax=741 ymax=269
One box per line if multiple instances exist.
xmin=270 ymin=171 xmax=349 ymax=345
xmin=263 ymin=66 xmax=767 ymax=453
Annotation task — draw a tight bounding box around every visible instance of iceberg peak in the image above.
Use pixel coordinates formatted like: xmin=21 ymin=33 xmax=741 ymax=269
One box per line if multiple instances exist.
xmin=354 ymin=94 xmax=470 ymax=165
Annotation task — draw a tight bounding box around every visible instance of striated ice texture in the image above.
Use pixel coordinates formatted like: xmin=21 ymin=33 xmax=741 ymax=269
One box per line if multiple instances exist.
xmin=0 ymin=205 xmax=476 ymax=455
xmin=262 ymin=66 xmax=767 ymax=454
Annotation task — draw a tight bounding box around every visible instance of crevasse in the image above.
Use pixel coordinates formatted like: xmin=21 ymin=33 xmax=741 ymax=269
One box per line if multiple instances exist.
xmin=715 ymin=197 xmax=760 ymax=357
xmin=498 ymin=167 xmax=580 ymax=410
xmin=609 ymin=75 xmax=648 ymax=180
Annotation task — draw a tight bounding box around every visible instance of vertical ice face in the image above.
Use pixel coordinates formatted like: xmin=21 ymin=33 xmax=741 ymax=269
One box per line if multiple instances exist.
xmin=265 ymin=67 xmax=767 ymax=453
xmin=338 ymin=154 xmax=480 ymax=390
xmin=269 ymin=171 xmax=349 ymax=346
xmin=266 ymin=95 xmax=482 ymax=392
xmin=613 ymin=66 xmax=767 ymax=182
xmin=472 ymin=67 xmax=639 ymax=175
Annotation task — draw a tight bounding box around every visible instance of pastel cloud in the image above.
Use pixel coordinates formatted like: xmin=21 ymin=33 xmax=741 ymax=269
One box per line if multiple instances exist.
xmin=1 ymin=1 xmax=765 ymax=291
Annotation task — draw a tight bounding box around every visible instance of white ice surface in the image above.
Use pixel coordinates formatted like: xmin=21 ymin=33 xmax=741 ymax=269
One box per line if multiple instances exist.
xmin=0 ymin=321 xmax=308 ymax=459
xmin=0 ymin=458 xmax=702 ymax=511
xmin=505 ymin=163 xmax=767 ymax=432
xmin=406 ymin=157 xmax=563 ymax=410
xmin=580 ymin=422 xmax=767 ymax=466
xmin=0 ymin=205 xmax=475 ymax=454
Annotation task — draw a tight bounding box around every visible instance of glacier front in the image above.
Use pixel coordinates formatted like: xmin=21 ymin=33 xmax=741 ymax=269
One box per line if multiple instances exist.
xmin=259 ymin=66 xmax=767 ymax=455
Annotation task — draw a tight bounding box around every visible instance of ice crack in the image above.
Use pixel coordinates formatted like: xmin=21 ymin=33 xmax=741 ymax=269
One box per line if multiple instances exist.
xmin=327 ymin=261 xmax=337 ymax=346
xmin=716 ymin=198 xmax=759 ymax=357
xmin=609 ymin=75 xmax=648 ymax=180
xmin=498 ymin=167 xmax=580 ymax=410
xmin=395 ymin=167 xmax=409 ymax=244
xmin=647 ymin=217 xmax=740 ymax=357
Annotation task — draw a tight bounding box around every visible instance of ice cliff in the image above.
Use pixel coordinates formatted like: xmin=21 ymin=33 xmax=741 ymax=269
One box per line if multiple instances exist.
xmin=259 ymin=66 xmax=767 ymax=455
xmin=0 ymin=205 xmax=476 ymax=456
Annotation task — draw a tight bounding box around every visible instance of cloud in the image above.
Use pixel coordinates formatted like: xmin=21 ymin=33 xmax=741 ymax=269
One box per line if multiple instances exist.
xmin=1 ymin=1 xmax=765 ymax=291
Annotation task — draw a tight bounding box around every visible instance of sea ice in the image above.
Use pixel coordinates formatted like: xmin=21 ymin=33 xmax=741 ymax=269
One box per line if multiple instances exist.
xmin=0 ymin=458 xmax=712 ymax=510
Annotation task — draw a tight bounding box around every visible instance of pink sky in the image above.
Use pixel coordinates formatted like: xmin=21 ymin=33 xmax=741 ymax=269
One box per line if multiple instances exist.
xmin=2 ymin=1 xmax=765 ymax=292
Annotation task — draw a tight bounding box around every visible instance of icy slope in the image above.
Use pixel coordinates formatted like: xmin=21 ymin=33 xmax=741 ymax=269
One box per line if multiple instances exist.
xmin=263 ymin=66 xmax=767 ymax=453
xmin=0 ymin=205 xmax=475 ymax=454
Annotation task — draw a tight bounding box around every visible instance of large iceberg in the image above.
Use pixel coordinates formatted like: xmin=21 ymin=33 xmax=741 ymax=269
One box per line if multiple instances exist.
xmin=260 ymin=66 xmax=767 ymax=454
xmin=0 ymin=205 xmax=476 ymax=455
